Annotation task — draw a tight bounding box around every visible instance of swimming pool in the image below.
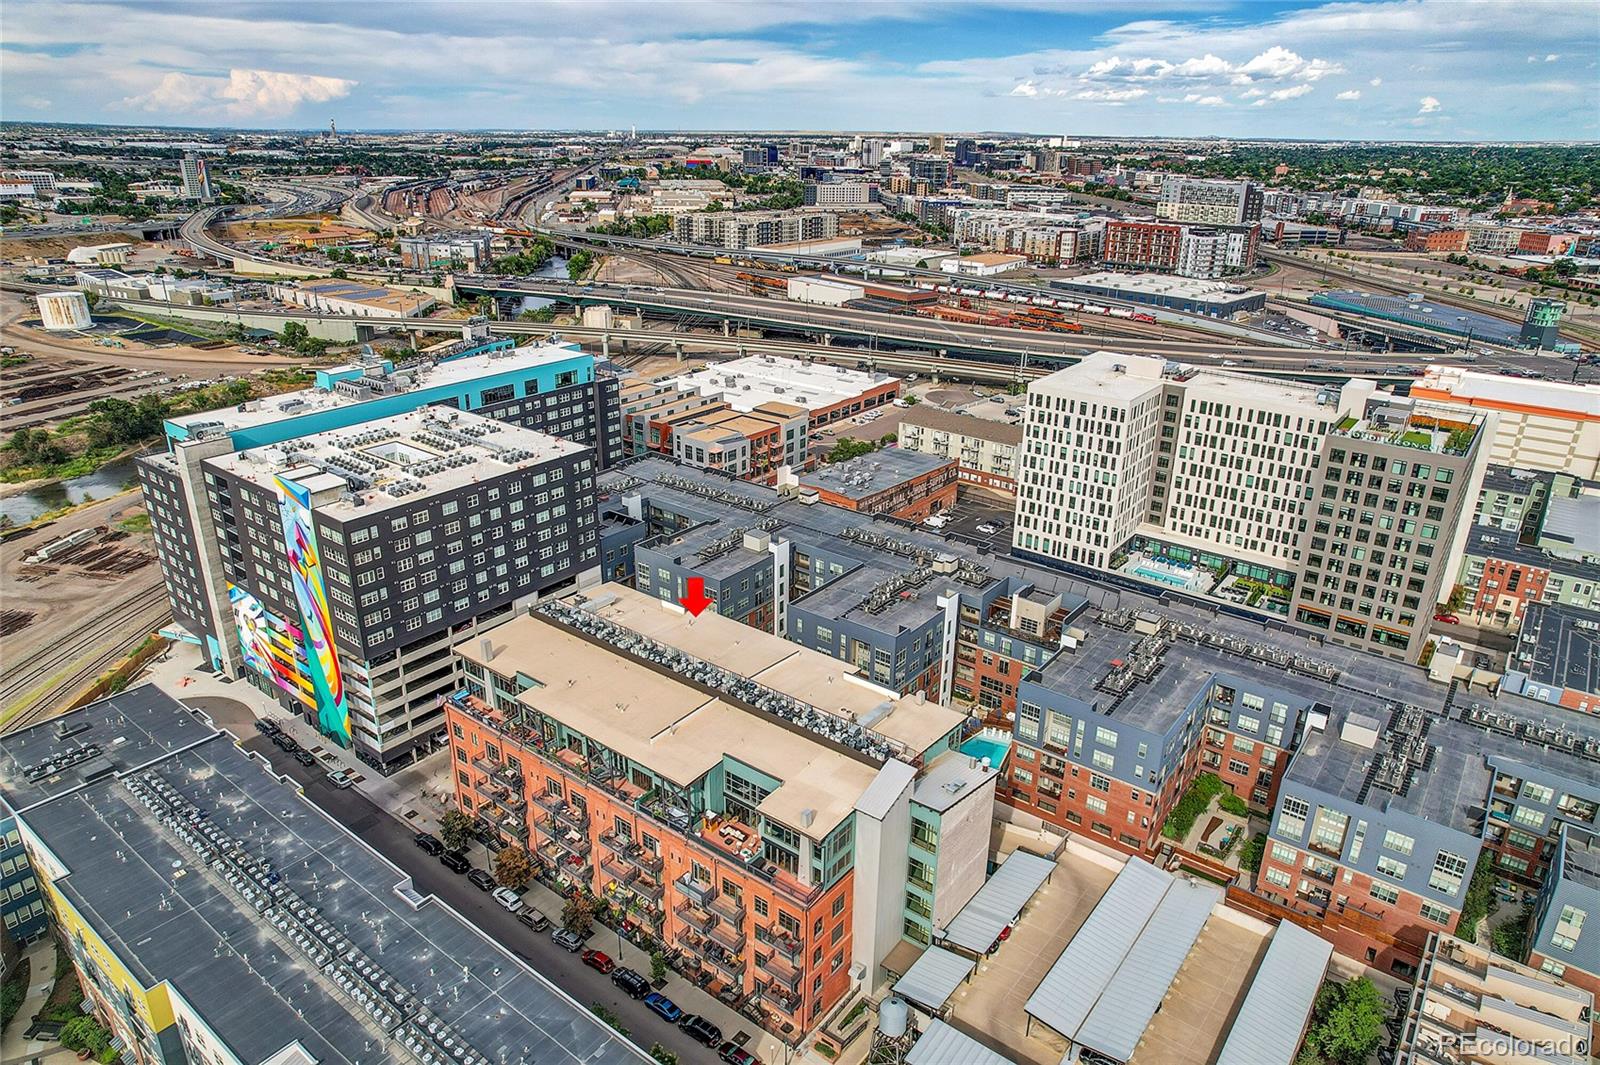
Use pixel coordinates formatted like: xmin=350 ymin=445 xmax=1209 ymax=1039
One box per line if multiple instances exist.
xmin=1133 ymin=563 xmax=1197 ymax=589
xmin=961 ymin=735 xmax=1012 ymax=768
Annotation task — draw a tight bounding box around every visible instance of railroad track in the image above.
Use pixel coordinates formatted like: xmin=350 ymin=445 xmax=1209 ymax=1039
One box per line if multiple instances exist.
xmin=0 ymin=582 xmax=172 ymax=733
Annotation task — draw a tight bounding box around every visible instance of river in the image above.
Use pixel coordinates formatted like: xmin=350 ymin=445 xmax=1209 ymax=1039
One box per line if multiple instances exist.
xmin=1 ymin=456 xmax=144 ymax=526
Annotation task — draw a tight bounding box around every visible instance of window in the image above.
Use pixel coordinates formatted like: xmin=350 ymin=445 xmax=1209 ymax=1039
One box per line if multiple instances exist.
xmin=1382 ymin=830 xmax=1414 ymax=856
xmin=1376 ymin=856 xmax=1407 ymax=879
xmin=1264 ymin=867 xmax=1291 ymax=889
xmin=1270 ymin=842 xmax=1297 ymax=864
xmin=1278 ymin=796 xmax=1310 ymax=838
xmin=1521 ymin=781 xmax=1554 ymax=804
xmin=1369 ymin=882 xmax=1399 ymax=905
xmin=1428 ymin=851 xmax=1468 ymax=896
xmin=1552 ymin=905 xmax=1586 ymax=951
xmin=1419 ymin=902 xmax=1452 ymax=925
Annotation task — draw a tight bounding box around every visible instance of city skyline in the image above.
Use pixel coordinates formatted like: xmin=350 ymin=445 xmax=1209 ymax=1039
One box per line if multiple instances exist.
xmin=3 ymin=0 xmax=1596 ymax=139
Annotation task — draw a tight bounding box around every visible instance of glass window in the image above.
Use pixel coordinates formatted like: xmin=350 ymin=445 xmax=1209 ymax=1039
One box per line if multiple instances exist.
xmin=1428 ymin=851 xmax=1468 ymax=896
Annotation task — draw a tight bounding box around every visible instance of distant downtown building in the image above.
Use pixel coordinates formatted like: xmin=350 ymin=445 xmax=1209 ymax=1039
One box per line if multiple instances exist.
xmin=137 ymin=340 xmax=621 ymax=770
xmin=1013 ymin=352 xmax=1488 ymax=662
xmin=179 ymin=152 xmax=213 ymax=201
xmin=1156 ymin=177 xmax=1264 ymax=226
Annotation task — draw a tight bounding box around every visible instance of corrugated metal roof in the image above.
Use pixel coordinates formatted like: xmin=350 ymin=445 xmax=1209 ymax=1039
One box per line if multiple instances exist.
xmin=1074 ymin=877 xmax=1221 ymax=1061
xmin=1023 ymin=858 xmax=1169 ymax=1046
xmin=893 ymin=946 xmax=976 ymax=1012
xmin=940 ymin=849 xmax=1056 ymax=953
xmin=905 ymin=1020 xmax=1015 ymax=1065
xmin=1214 ymin=922 xmax=1333 ymax=1065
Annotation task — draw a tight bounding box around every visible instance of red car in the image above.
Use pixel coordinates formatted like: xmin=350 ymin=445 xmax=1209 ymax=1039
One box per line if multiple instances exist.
xmin=581 ymin=949 xmax=614 ymax=975
xmin=1433 ymin=613 xmax=1460 ymax=625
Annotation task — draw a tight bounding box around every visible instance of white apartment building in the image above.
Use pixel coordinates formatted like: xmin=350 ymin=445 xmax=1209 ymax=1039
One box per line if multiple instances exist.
xmin=1014 ymin=353 xmax=1165 ymax=569
xmin=896 ymin=408 xmax=1023 ymax=492
xmin=804 ymin=181 xmax=871 ymax=208
xmin=1176 ymin=229 xmax=1230 ymax=280
xmin=1015 ymin=352 xmax=1375 ymax=574
xmin=1157 ymin=177 xmax=1262 ymax=226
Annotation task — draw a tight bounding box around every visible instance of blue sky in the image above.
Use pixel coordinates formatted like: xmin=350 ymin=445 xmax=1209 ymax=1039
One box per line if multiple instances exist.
xmin=3 ymin=1 xmax=1595 ymax=139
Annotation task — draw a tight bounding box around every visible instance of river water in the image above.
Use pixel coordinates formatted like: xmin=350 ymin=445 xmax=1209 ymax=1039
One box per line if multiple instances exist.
xmin=0 ymin=455 xmax=145 ymax=526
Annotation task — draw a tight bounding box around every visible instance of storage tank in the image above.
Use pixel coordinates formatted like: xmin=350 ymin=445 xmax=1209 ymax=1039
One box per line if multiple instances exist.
xmin=37 ymin=291 xmax=92 ymax=331
xmin=878 ymin=996 xmax=909 ymax=1039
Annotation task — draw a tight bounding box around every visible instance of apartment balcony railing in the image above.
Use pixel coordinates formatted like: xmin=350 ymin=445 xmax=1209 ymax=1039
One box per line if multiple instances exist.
xmin=1307 ymin=839 xmax=1343 ymax=859
xmin=675 ymin=874 xmax=714 ymax=908
xmin=707 ymin=920 xmax=747 ymax=954
xmin=547 ymin=831 xmax=591 ymax=859
xmin=755 ymin=925 xmax=804 ymax=964
xmin=708 ymin=892 xmax=746 ymax=925
xmin=601 ymin=855 xmax=638 ymax=885
xmin=757 ymin=949 xmax=803 ymax=989
xmin=625 ymin=847 xmax=664 ymax=876
xmin=704 ymin=946 xmax=745 ymax=979
xmin=675 ymin=902 xmax=716 ymax=934
xmin=553 ymin=805 xmax=590 ymax=833
xmin=532 ymin=792 xmax=566 ymax=817
xmin=1302 ymin=863 xmax=1337 ymax=885
xmin=757 ymin=982 xmax=801 ymax=1016
xmin=599 ymin=833 xmax=632 ymax=857
xmin=631 ymin=875 xmax=665 ymax=902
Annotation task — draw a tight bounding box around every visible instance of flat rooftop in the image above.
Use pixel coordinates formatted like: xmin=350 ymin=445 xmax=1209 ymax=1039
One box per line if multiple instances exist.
xmin=1513 ymin=602 xmax=1600 ymax=695
xmin=799 ymin=448 xmax=951 ymax=502
xmin=165 ymin=340 xmax=588 ymax=437
xmin=899 ymin=406 xmax=1023 ymax=446
xmin=669 ymin=355 xmax=895 ymax=414
xmin=1414 ymin=365 xmax=1600 ymax=418
xmin=290 ymin=278 xmax=433 ymax=314
xmin=1058 ymin=271 xmax=1262 ymax=302
xmin=1467 ymin=524 xmax=1592 ymax=579
xmin=562 ymin=583 xmax=965 ymax=759
xmin=12 ymin=688 xmax=646 ymax=1065
xmin=458 ymin=608 xmax=881 ymax=838
xmin=204 ymin=407 xmax=583 ymax=517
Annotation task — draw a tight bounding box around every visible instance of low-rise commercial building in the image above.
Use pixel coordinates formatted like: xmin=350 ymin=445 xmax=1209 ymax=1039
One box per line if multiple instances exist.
xmin=271 ymin=278 xmax=436 ymax=318
xmin=798 ymin=449 xmax=958 ymax=522
xmin=896 ymin=408 xmax=1023 ymax=493
xmin=669 ymin=355 xmax=899 ymax=429
xmin=1051 ymin=271 xmax=1266 ymax=316
xmin=65 ymin=242 xmax=133 ymax=266
xmin=939 ymin=253 xmax=1028 ymax=277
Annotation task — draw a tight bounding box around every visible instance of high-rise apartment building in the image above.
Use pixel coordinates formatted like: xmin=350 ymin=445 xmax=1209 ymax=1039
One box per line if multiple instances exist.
xmin=1014 ymin=353 xmax=1485 ymax=661
xmin=906 ymin=155 xmax=951 ymax=188
xmin=1157 ymin=177 xmax=1263 ymax=226
xmin=137 ymin=340 xmax=619 ymax=770
xmin=673 ymin=210 xmax=839 ymax=249
xmin=954 ymin=139 xmax=978 ymax=167
xmin=179 ymin=152 xmax=213 ymax=201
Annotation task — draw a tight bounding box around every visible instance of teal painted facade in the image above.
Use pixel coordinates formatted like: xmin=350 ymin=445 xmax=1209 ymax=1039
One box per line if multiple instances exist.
xmin=164 ymin=343 xmax=592 ymax=451
xmin=904 ymin=804 xmax=941 ymax=945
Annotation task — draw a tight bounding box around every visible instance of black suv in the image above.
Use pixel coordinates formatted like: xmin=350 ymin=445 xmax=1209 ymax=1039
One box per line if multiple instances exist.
xmin=679 ymin=1015 xmax=723 ymax=1047
xmin=413 ymin=832 xmax=444 ymax=856
xmin=466 ymin=868 xmax=496 ymax=892
xmin=439 ymin=851 xmax=470 ymax=874
xmin=610 ymin=967 xmax=650 ymax=999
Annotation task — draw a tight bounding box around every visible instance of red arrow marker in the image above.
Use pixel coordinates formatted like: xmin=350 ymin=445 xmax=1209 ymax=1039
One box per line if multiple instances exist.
xmin=680 ymin=576 xmax=713 ymax=618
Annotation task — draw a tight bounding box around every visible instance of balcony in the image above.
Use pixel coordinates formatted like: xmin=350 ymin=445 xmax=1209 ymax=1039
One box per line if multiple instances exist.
xmin=707 ymin=920 xmax=747 ymax=954
xmin=552 ymin=804 xmax=590 ymax=833
xmin=756 ymin=925 xmax=804 ymax=964
xmin=631 ymin=875 xmax=665 ymax=902
xmin=538 ymin=842 xmax=591 ymax=881
xmin=675 ymin=874 xmax=714 ymax=908
xmin=532 ymin=792 xmax=567 ymax=817
xmin=1307 ymin=839 xmax=1344 ymax=859
xmin=1302 ymin=863 xmax=1337 ymax=885
xmin=757 ymin=982 xmax=801 ymax=1017
xmin=704 ymin=945 xmax=745 ymax=980
xmin=625 ymin=847 xmax=664 ymax=877
xmin=708 ymin=892 xmax=746 ymax=925
xmin=601 ymin=855 xmax=638 ymax=885
xmin=599 ymin=833 xmax=632 ymax=857
xmin=757 ymin=950 xmax=803 ymax=990
xmin=546 ymin=828 xmax=591 ymax=859
xmin=676 ymin=902 xmax=716 ymax=934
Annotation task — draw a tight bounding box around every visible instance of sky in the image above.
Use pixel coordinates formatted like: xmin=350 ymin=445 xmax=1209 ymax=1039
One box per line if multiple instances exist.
xmin=2 ymin=0 xmax=1596 ymax=140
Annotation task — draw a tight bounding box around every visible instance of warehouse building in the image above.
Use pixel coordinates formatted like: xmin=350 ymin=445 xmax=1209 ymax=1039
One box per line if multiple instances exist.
xmin=0 ymin=686 xmax=647 ymax=1065
xmin=271 ymin=278 xmax=436 ymax=318
xmin=1051 ymin=271 xmax=1266 ymax=316
xmin=669 ymin=355 xmax=899 ymax=428
xmin=797 ymin=448 xmax=958 ymax=521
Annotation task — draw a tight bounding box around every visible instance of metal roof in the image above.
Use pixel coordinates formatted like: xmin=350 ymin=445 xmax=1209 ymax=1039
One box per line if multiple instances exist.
xmin=1215 ymin=922 xmax=1334 ymax=1065
xmin=939 ymin=849 xmax=1056 ymax=953
xmin=1023 ymin=859 xmax=1177 ymax=1055
xmin=905 ymin=1020 xmax=1016 ymax=1065
xmin=1074 ymin=877 xmax=1221 ymax=1062
xmin=893 ymin=946 xmax=976 ymax=1012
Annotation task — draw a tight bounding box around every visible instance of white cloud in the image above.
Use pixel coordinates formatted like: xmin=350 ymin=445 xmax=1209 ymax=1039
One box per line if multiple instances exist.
xmin=1073 ymin=87 xmax=1149 ymax=101
xmin=1268 ymin=83 xmax=1315 ymax=101
xmin=1370 ymin=77 xmax=1382 ymax=86
xmin=1009 ymin=80 xmax=1039 ymax=97
xmin=1546 ymin=53 xmax=1560 ymax=61
xmin=121 ymin=68 xmax=355 ymax=118
xmin=1336 ymin=89 xmax=1361 ymax=100
xmin=1192 ymin=95 xmax=1226 ymax=106
xmin=1418 ymin=95 xmax=1443 ymax=112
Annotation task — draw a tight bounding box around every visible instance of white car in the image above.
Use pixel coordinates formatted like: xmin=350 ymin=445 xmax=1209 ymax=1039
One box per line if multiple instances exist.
xmin=923 ymin=515 xmax=951 ymax=530
xmin=976 ymin=522 xmax=1000 ymax=535
xmin=492 ymin=887 xmax=525 ymax=914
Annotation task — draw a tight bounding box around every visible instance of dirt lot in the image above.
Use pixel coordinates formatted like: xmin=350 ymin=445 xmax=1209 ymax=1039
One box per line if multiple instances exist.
xmin=1 ymin=233 xmax=150 ymax=260
xmin=213 ymin=216 xmax=349 ymax=242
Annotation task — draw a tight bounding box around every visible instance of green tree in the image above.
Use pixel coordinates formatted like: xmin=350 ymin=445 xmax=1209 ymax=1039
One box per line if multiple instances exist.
xmin=1239 ymin=833 xmax=1267 ymax=873
xmin=649 ymin=1045 xmax=679 ymax=1065
xmin=85 ymin=395 xmax=167 ymax=449
xmin=280 ymin=320 xmax=310 ymax=349
xmin=494 ymin=843 xmax=533 ymax=889
xmin=567 ymin=250 xmax=594 ymax=280
xmin=827 ymin=438 xmax=876 ymax=463
xmin=562 ymin=892 xmax=599 ymax=937
xmin=649 ymin=950 xmax=669 ymax=985
xmin=438 ymin=809 xmax=474 ymax=853
xmin=4 ymin=427 xmax=68 ymax=466
xmin=330 ymin=267 xmax=348 ymax=279
xmin=1305 ymin=978 xmax=1385 ymax=1065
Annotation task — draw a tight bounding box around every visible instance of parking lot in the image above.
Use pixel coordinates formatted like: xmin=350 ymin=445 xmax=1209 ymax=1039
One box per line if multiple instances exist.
xmin=926 ymin=487 xmax=1016 ymax=552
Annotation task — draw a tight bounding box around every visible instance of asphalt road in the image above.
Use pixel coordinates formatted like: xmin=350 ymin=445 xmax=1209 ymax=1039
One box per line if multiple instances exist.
xmin=236 ymin=729 xmax=739 ymax=1065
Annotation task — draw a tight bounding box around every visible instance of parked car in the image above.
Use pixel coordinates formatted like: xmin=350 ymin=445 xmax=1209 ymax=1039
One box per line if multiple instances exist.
xmin=679 ymin=1015 xmax=723 ymax=1047
xmin=581 ymin=949 xmax=615 ymax=975
xmin=253 ymin=719 xmax=278 ymax=735
xmin=413 ymin=832 xmax=444 ymax=856
xmin=466 ymin=868 xmax=496 ymax=892
xmin=922 ymin=514 xmax=950 ymax=529
xmin=491 ymin=887 xmax=524 ymax=913
xmin=439 ymin=850 xmax=471 ymax=874
xmin=550 ymin=928 xmax=585 ymax=953
xmin=611 ymin=967 xmax=650 ymax=998
xmin=326 ymin=768 xmax=354 ymax=789
xmin=718 ymin=1042 xmax=761 ymax=1065
xmin=643 ymin=993 xmax=682 ymax=1024
xmin=293 ymin=750 xmax=317 ymax=767
xmin=1433 ymin=612 xmax=1461 ymax=625
xmin=516 ymin=909 xmax=550 ymax=932
xmin=975 ymin=522 xmax=999 ymax=535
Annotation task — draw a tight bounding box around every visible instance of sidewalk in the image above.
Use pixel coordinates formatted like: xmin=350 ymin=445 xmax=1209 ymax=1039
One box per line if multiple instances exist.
xmin=0 ymin=939 xmax=76 ymax=1065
